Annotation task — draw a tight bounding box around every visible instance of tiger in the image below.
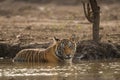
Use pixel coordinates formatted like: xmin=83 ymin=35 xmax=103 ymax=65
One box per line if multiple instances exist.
xmin=13 ymin=35 xmax=77 ymax=63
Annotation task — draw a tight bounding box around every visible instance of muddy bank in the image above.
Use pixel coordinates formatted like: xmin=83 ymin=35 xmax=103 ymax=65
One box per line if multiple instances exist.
xmin=0 ymin=42 xmax=50 ymax=58
xmin=73 ymin=41 xmax=120 ymax=62
xmin=0 ymin=41 xmax=120 ymax=62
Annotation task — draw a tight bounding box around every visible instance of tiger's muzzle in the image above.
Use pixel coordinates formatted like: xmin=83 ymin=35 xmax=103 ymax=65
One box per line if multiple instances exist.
xmin=64 ymin=54 xmax=72 ymax=59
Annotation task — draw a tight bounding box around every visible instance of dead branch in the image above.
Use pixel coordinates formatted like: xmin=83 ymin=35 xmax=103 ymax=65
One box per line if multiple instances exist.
xmin=82 ymin=2 xmax=93 ymax=23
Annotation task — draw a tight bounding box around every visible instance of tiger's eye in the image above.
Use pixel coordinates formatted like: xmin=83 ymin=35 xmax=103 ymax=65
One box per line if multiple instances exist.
xmin=68 ymin=42 xmax=71 ymax=45
xmin=60 ymin=43 xmax=65 ymax=47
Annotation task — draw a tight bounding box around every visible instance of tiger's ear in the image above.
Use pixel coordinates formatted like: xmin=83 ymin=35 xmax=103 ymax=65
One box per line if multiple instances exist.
xmin=53 ymin=37 xmax=60 ymax=43
xmin=69 ymin=34 xmax=79 ymax=43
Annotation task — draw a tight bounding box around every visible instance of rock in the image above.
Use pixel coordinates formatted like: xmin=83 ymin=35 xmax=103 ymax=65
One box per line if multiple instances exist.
xmin=0 ymin=42 xmax=51 ymax=59
xmin=0 ymin=42 xmax=11 ymax=58
xmin=73 ymin=40 xmax=120 ymax=63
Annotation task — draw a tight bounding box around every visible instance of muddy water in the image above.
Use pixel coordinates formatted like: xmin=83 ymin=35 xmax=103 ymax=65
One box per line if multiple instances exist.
xmin=0 ymin=59 xmax=120 ymax=80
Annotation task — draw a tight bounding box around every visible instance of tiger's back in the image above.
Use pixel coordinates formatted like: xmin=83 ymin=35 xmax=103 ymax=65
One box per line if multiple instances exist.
xmin=13 ymin=49 xmax=44 ymax=62
xmin=13 ymin=48 xmax=60 ymax=63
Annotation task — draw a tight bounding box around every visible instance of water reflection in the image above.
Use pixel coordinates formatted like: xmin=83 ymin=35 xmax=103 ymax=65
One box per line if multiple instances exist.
xmin=0 ymin=59 xmax=120 ymax=80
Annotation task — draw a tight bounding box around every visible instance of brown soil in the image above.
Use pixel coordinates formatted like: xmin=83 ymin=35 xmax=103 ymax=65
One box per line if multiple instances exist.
xmin=0 ymin=0 xmax=119 ymax=44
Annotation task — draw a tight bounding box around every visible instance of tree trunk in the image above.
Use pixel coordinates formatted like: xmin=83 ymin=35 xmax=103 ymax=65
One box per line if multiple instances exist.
xmin=90 ymin=0 xmax=100 ymax=42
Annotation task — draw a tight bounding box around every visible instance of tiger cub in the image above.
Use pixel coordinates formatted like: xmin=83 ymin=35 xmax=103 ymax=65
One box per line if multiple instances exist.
xmin=13 ymin=35 xmax=77 ymax=63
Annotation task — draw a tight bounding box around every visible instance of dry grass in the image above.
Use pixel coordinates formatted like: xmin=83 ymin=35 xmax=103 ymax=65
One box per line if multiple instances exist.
xmin=0 ymin=0 xmax=119 ymax=45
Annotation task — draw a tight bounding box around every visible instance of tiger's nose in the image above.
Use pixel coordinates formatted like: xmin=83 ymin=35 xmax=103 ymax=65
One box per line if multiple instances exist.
xmin=65 ymin=55 xmax=72 ymax=59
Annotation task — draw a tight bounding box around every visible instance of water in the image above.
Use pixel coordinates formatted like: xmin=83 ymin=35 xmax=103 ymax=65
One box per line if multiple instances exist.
xmin=0 ymin=59 xmax=120 ymax=80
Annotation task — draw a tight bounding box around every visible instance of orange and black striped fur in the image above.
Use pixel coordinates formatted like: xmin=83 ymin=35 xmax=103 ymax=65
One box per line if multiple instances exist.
xmin=13 ymin=36 xmax=77 ymax=63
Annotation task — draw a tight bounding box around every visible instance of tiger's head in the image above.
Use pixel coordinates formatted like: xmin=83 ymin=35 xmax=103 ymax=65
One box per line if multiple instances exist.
xmin=53 ymin=35 xmax=78 ymax=62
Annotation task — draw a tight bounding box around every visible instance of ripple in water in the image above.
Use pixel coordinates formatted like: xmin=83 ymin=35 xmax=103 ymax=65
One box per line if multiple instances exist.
xmin=0 ymin=60 xmax=120 ymax=80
